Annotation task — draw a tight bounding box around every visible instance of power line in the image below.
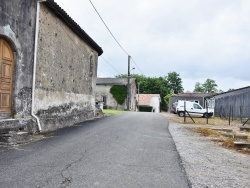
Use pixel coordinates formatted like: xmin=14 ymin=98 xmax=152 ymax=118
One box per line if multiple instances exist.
xmin=88 ymin=0 xmax=129 ymax=56
xmin=88 ymin=0 xmax=144 ymax=75
xmin=45 ymin=2 xmax=123 ymax=77
xmin=131 ymin=57 xmax=144 ymax=75
xmin=50 ymin=1 xmax=123 ymax=76
xmin=101 ymin=56 xmax=122 ymax=75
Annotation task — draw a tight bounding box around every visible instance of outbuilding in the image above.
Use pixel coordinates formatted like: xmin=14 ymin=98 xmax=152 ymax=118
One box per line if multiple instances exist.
xmin=169 ymin=92 xmax=214 ymax=112
xmin=136 ymin=94 xmax=161 ymax=113
xmin=213 ymin=86 xmax=250 ymax=118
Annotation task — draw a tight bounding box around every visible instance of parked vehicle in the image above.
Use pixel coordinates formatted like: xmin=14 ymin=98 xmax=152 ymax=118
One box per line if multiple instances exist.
xmin=171 ymin=102 xmax=178 ymax=114
xmin=176 ymin=100 xmax=213 ymax=118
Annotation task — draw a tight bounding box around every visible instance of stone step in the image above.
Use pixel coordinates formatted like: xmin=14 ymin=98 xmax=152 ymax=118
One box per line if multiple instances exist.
xmin=0 ymin=119 xmax=21 ymax=134
xmin=0 ymin=118 xmax=37 ymax=135
xmin=0 ymin=131 xmax=29 ymax=144
xmin=220 ymin=132 xmax=249 ymax=139
xmin=234 ymin=142 xmax=250 ymax=148
xmin=211 ymin=128 xmax=233 ymax=132
xmin=239 ymin=126 xmax=250 ymax=132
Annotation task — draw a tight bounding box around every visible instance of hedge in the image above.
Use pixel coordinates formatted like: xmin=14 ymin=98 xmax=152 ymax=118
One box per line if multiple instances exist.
xmin=138 ymin=105 xmax=153 ymax=112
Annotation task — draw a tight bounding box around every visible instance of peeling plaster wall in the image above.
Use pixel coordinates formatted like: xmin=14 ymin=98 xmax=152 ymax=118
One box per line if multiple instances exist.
xmin=35 ymin=4 xmax=98 ymax=131
xmin=0 ymin=0 xmax=36 ymax=120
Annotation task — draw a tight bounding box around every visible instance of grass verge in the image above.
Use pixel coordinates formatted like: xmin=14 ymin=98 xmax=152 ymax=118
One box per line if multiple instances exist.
xmin=103 ymin=109 xmax=126 ymax=115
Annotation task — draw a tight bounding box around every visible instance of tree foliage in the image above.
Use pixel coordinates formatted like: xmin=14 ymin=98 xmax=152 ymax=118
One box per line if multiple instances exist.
xmin=110 ymin=85 xmax=127 ymax=105
xmin=164 ymin=93 xmax=173 ymax=104
xmin=203 ymin=79 xmax=218 ymax=93
xmin=116 ymin=72 xmax=184 ymax=111
xmin=193 ymin=79 xmax=218 ymax=93
xmin=165 ymin=72 xmax=183 ymax=94
xmin=194 ymin=82 xmax=204 ymax=92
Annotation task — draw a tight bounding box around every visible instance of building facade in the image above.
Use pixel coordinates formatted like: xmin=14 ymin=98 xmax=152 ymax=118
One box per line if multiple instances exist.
xmin=0 ymin=0 xmax=103 ymax=132
xmin=213 ymin=86 xmax=250 ymax=118
xmin=96 ymin=78 xmax=137 ymax=111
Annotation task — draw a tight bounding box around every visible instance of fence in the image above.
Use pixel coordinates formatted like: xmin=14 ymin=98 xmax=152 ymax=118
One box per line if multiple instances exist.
xmin=218 ymin=104 xmax=250 ymax=126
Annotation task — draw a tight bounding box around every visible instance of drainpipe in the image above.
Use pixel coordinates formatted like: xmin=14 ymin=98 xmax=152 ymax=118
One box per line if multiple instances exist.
xmin=32 ymin=0 xmax=46 ymax=131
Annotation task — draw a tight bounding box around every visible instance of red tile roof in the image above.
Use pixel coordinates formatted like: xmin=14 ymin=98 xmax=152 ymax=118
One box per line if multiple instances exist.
xmin=136 ymin=94 xmax=161 ymax=105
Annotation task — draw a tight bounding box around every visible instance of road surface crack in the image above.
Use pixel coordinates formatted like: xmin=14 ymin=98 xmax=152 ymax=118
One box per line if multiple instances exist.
xmin=60 ymin=153 xmax=85 ymax=187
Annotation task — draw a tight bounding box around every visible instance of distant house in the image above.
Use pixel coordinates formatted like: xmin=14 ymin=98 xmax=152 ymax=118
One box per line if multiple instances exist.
xmin=136 ymin=94 xmax=161 ymax=113
xmin=169 ymin=93 xmax=214 ymax=112
xmin=0 ymin=0 xmax=103 ymax=132
xmin=213 ymin=86 xmax=250 ymax=118
xmin=95 ymin=78 xmax=137 ymax=111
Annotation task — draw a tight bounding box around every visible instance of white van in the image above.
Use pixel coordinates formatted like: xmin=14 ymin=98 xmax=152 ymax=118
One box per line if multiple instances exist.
xmin=176 ymin=100 xmax=213 ymax=118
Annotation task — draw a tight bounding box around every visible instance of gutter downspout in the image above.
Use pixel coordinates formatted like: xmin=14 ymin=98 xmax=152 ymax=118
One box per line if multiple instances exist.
xmin=32 ymin=0 xmax=46 ymax=131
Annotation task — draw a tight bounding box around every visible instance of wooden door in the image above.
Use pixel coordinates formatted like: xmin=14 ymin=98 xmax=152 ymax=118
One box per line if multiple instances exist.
xmin=0 ymin=39 xmax=14 ymax=115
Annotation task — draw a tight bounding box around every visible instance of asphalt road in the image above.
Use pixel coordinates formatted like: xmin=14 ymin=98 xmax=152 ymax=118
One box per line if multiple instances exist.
xmin=0 ymin=112 xmax=190 ymax=188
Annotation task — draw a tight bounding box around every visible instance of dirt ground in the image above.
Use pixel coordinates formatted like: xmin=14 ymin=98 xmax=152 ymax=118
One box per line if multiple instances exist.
xmin=163 ymin=112 xmax=250 ymax=155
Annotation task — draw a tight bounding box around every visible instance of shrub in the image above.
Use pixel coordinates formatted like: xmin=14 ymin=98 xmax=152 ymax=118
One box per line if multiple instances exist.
xmin=138 ymin=105 xmax=153 ymax=112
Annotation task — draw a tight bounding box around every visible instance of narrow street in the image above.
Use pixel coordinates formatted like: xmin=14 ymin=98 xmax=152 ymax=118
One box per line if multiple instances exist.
xmin=0 ymin=112 xmax=190 ymax=188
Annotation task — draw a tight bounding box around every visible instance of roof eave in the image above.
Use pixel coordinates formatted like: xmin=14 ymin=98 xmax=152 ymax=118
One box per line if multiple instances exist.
xmin=45 ymin=0 xmax=103 ymax=56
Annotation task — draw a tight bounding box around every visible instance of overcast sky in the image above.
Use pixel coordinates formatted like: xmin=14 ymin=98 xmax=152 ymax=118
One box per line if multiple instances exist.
xmin=54 ymin=0 xmax=250 ymax=92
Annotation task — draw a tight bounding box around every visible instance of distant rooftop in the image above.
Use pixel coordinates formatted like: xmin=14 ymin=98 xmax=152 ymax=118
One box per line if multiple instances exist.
xmin=96 ymin=78 xmax=136 ymax=85
xmin=172 ymin=92 xmax=214 ymax=98
xmin=212 ymin=85 xmax=250 ymax=97
xmin=136 ymin=94 xmax=161 ymax=106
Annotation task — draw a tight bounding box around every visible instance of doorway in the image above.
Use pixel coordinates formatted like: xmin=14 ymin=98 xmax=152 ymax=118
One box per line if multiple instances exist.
xmin=0 ymin=38 xmax=14 ymax=116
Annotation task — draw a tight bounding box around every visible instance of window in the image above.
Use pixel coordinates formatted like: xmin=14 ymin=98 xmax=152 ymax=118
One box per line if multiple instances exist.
xmin=89 ymin=55 xmax=93 ymax=77
xmin=190 ymin=100 xmax=199 ymax=104
xmin=102 ymin=96 xmax=107 ymax=105
xmin=193 ymin=103 xmax=202 ymax=109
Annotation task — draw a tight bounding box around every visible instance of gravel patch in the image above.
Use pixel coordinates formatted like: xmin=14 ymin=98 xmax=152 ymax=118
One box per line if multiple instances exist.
xmin=169 ymin=122 xmax=250 ymax=188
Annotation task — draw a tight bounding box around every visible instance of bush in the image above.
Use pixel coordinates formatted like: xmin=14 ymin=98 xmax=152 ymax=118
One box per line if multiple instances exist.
xmin=138 ymin=105 xmax=153 ymax=112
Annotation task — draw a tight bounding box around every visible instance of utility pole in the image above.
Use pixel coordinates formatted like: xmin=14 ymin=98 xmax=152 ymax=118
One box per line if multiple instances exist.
xmin=127 ymin=55 xmax=131 ymax=110
xmin=137 ymin=83 xmax=140 ymax=111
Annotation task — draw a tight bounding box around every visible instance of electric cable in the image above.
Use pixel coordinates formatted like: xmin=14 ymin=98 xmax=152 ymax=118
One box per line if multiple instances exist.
xmin=88 ymin=0 xmax=129 ymax=56
xmin=101 ymin=56 xmax=122 ymax=75
xmin=88 ymin=0 xmax=144 ymax=75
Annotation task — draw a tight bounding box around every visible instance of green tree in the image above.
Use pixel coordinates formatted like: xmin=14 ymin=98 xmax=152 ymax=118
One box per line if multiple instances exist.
xmin=193 ymin=82 xmax=204 ymax=92
xmin=116 ymin=72 xmax=184 ymax=111
xmin=218 ymin=89 xmax=224 ymax=93
xmin=202 ymin=79 xmax=218 ymax=93
xmin=116 ymin=74 xmax=170 ymax=111
xmin=163 ymin=93 xmax=173 ymax=110
xmin=165 ymin=72 xmax=183 ymax=94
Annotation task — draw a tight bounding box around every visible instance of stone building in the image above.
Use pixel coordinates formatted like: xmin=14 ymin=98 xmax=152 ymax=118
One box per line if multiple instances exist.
xmin=96 ymin=78 xmax=137 ymax=111
xmin=0 ymin=0 xmax=103 ymax=133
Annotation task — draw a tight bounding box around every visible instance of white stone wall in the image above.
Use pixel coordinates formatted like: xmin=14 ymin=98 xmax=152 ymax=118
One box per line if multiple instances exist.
xmin=150 ymin=96 xmax=160 ymax=113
